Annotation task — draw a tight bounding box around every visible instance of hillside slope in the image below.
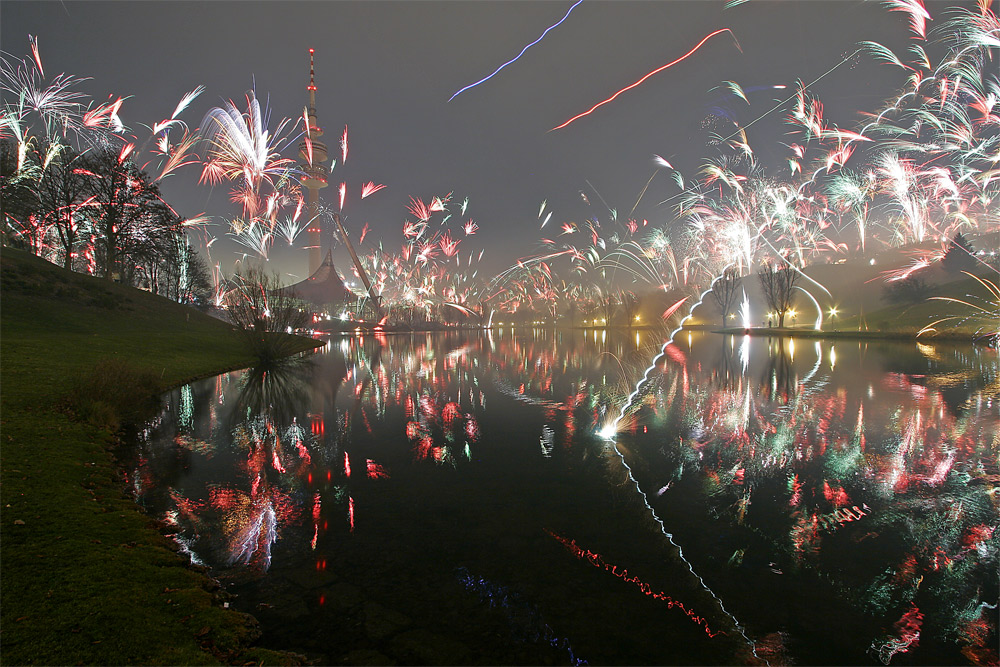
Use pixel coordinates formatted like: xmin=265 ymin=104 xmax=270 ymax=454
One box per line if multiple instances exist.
xmin=1 ymin=248 xmax=318 ymax=665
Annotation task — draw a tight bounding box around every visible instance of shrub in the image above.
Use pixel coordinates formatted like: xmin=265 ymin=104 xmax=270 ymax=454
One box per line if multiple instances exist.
xmin=882 ymin=277 xmax=930 ymax=305
xmin=67 ymin=357 xmax=163 ymax=430
xmin=223 ymin=266 xmax=309 ymax=363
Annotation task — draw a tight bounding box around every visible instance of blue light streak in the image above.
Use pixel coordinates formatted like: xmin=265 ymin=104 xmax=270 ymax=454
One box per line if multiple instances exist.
xmin=448 ymin=0 xmax=584 ymax=102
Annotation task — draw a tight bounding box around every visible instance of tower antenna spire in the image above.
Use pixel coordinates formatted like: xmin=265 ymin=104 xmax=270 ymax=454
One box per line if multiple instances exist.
xmin=307 ymin=48 xmax=317 ymax=108
xmin=300 ymin=47 xmax=327 ymax=275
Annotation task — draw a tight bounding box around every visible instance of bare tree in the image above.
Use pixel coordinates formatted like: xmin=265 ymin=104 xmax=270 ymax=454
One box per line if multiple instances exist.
xmin=598 ymin=290 xmax=617 ymax=325
xmin=709 ymin=267 xmax=742 ymax=327
xmin=0 ymin=138 xmax=41 ymax=250
xmin=758 ymin=260 xmax=799 ymax=328
xmin=619 ymin=290 xmax=640 ymax=327
xmin=81 ymin=146 xmax=180 ymax=282
xmin=33 ymin=143 xmax=91 ymax=269
xmin=224 ymin=265 xmax=309 ymax=362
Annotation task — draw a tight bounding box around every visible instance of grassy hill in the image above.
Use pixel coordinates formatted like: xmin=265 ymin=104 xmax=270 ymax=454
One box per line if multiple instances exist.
xmin=1 ymin=247 xmax=319 ymax=665
xmin=830 ymin=270 xmax=998 ymax=340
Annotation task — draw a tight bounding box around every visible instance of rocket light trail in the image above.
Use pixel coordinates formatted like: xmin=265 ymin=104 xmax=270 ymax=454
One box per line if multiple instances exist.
xmin=548 ymin=530 xmax=725 ymax=638
xmin=552 ymin=28 xmax=740 ymax=131
xmin=602 ymin=269 xmax=734 ymax=438
xmin=448 ymin=0 xmax=584 ymax=102
xmin=583 ymin=267 xmax=770 ymax=662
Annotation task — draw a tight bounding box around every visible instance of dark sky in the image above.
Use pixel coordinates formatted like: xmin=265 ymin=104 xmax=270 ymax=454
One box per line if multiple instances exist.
xmin=2 ymin=0 xmax=943 ymax=282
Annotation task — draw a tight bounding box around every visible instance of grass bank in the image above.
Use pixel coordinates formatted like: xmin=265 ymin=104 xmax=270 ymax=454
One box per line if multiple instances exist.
xmin=706 ymin=270 xmax=997 ymax=343
xmin=1 ymin=248 xmax=321 ymax=665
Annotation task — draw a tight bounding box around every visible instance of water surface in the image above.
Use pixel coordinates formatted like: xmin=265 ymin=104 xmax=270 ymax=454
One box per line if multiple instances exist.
xmin=128 ymin=329 xmax=999 ymax=665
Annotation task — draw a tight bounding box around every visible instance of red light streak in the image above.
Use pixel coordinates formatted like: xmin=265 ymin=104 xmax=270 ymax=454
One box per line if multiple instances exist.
xmin=366 ymin=459 xmax=389 ymax=480
xmin=872 ymin=604 xmax=923 ymax=663
xmin=548 ymin=530 xmax=725 ymax=638
xmin=271 ymin=449 xmax=285 ymax=473
xmin=552 ymin=29 xmax=739 ymax=131
xmin=295 ymin=441 xmax=311 ymax=465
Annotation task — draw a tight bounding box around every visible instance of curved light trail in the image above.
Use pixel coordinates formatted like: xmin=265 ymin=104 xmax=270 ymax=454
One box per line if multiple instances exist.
xmin=552 ymin=28 xmax=740 ymax=131
xmin=448 ymin=0 xmax=584 ymax=102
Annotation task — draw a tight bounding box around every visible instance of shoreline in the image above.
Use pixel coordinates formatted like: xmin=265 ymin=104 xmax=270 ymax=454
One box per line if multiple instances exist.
xmin=1 ymin=249 xmax=321 ymax=665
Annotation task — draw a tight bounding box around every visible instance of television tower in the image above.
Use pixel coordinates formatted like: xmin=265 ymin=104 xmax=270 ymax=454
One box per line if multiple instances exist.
xmin=299 ymin=48 xmax=329 ymax=276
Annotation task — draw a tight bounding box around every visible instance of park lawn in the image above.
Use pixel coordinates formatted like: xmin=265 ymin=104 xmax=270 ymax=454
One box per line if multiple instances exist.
xmin=1 ymin=248 xmax=320 ymax=665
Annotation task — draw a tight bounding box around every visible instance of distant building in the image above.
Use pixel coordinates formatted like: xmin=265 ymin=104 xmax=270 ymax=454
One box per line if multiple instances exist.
xmin=278 ymin=249 xmax=356 ymax=311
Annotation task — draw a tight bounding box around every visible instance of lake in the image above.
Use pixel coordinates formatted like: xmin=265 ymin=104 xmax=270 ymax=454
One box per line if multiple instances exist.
xmin=125 ymin=329 xmax=999 ymax=665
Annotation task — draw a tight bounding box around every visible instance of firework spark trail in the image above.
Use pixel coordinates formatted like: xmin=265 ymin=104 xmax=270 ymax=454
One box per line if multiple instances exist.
xmin=585 ymin=273 xmax=769 ymax=662
xmin=791 ymin=4 xmax=996 ymax=226
xmin=1 ymin=45 xmax=92 ymax=140
xmin=361 ymin=181 xmax=386 ymax=198
xmin=552 ymin=28 xmax=740 ymax=131
xmin=604 ymin=270 xmax=735 ymax=439
xmin=448 ymin=0 xmax=584 ymax=102
xmin=548 ymin=531 xmax=726 ymax=639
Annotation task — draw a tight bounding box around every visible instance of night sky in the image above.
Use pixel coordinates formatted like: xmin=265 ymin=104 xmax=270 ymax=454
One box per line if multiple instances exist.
xmin=1 ymin=1 xmax=947 ymax=282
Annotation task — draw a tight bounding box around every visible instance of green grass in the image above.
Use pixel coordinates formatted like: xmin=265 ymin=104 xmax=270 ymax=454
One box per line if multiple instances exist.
xmin=708 ymin=270 xmax=999 ymax=342
xmin=829 ymin=270 xmax=998 ymax=340
xmin=1 ymin=248 xmax=320 ymax=665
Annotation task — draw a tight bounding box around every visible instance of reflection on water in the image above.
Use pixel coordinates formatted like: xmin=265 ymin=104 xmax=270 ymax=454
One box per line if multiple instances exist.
xmin=128 ymin=330 xmax=998 ymax=665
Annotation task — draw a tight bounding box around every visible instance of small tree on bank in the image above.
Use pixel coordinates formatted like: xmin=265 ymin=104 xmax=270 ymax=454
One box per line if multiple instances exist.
xmin=710 ymin=267 xmax=742 ymax=327
xmin=619 ymin=290 xmax=640 ymax=327
xmin=941 ymin=233 xmax=976 ymax=274
xmin=758 ymin=260 xmax=800 ymax=328
xmin=224 ymin=266 xmax=309 ymax=362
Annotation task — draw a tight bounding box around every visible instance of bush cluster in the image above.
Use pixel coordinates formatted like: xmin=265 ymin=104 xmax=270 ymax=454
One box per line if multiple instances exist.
xmin=66 ymin=357 xmax=163 ymax=431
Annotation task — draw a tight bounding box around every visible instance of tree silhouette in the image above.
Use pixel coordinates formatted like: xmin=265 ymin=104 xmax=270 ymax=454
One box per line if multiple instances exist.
xmin=224 ymin=265 xmax=309 ymax=362
xmin=941 ymin=233 xmax=976 ymax=274
xmin=0 ymin=139 xmax=41 ymax=249
xmin=34 ymin=143 xmax=91 ymax=269
xmin=758 ymin=260 xmax=799 ymax=328
xmin=710 ymin=267 xmax=742 ymax=327
xmin=619 ymin=290 xmax=640 ymax=327
xmin=81 ymin=146 xmax=181 ymax=282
